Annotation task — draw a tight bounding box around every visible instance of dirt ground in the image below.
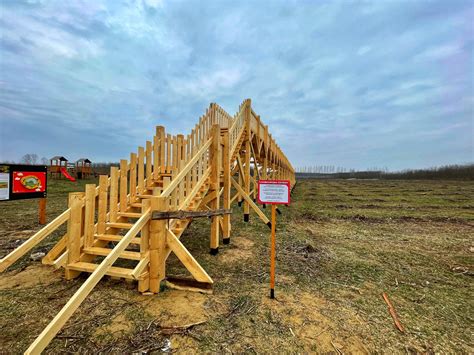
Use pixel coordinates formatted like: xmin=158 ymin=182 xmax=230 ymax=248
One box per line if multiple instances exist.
xmin=0 ymin=178 xmax=473 ymax=353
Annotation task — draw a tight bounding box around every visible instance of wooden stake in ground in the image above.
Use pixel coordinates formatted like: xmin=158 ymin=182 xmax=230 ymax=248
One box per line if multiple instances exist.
xmin=270 ymin=204 xmax=276 ymax=299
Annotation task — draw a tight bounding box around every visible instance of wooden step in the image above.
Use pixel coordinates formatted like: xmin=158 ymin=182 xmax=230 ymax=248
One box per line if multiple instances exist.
xmin=95 ymin=234 xmax=141 ymax=245
xmin=83 ymin=247 xmax=141 ymax=261
xmin=67 ymin=262 xmax=134 ymax=280
xmin=117 ymin=212 xmax=142 ymax=218
xmin=130 ymin=202 xmax=143 ymax=208
xmin=146 ymin=182 xmax=163 ymax=189
xmin=136 ymin=194 xmax=152 ymax=199
xmin=106 ymin=222 xmax=134 ymax=229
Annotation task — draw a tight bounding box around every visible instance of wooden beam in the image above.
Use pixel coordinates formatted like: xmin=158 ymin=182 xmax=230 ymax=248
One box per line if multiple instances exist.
xmin=97 ymin=175 xmax=108 ymax=235
xmin=149 ymin=197 xmax=166 ymax=293
xmin=0 ymin=209 xmax=70 ymax=272
xmin=109 ymin=167 xmax=119 ymax=222
xmin=83 ymin=184 xmax=96 ymax=248
xmin=166 ymin=229 xmax=213 ymax=284
xmin=138 ymin=199 xmax=150 ymax=292
xmin=65 ymin=192 xmax=84 ymax=280
xmin=200 ymin=190 xmax=217 ymax=207
xmin=119 ymin=160 xmax=128 ymax=212
xmin=231 ymin=177 xmax=270 ymax=226
xmin=209 ymin=124 xmax=220 ymax=252
xmin=41 ymin=233 xmax=67 ymax=265
xmin=221 ymin=128 xmax=231 ymax=241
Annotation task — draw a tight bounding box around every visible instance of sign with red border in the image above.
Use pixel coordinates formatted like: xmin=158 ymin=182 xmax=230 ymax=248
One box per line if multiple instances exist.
xmin=257 ymin=180 xmax=290 ymax=205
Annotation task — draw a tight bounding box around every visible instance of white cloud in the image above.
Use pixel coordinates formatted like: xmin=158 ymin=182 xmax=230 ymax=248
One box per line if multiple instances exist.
xmin=1 ymin=7 xmax=102 ymax=60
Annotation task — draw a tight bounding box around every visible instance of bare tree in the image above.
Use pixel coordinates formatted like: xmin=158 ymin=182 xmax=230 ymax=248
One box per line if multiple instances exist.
xmin=41 ymin=157 xmax=49 ymax=165
xmin=20 ymin=153 xmax=39 ymax=165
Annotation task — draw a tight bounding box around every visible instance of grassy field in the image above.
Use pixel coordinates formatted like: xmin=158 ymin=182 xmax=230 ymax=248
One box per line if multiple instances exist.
xmin=0 ymin=178 xmax=473 ymax=353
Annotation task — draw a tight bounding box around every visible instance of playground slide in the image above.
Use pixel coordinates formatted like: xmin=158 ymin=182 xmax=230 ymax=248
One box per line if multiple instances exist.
xmin=60 ymin=168 xmax=76 ymax=182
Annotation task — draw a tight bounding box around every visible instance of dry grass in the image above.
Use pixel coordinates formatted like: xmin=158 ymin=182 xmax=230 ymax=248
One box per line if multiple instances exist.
xmin=0 ymin=178 xmax=473 ymax=353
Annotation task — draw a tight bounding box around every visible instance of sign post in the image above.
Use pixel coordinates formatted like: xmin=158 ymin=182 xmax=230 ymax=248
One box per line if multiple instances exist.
xmin=39 ymin=198 xmax=47 ymax=225
xmin=257 ymin=179 xmax=291 ymax=299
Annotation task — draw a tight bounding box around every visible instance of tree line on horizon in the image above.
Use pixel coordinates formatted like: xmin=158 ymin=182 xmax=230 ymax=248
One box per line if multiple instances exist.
xmin=296 ymin=163 xmax=474 ymax=180
xmin=2 ymin=155 xmax=472 ymax=180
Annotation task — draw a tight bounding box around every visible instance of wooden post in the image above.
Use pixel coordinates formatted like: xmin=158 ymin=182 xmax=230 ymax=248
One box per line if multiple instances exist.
xmin=153 ymin=132 xmax=159 ymax=180
xmin=172 ymin=135 xmax=178 ymax=175
xmin=138 ymin=199 xmax=150 ymax=293
xmin=270 ymin=204 xmax=276 ymax=299
xmin=65 ymin=192 xmax=84 ymax=280
xmin=84 ymin=184 xmax=96 ymax=248
xmin=237 ymin=166 xmax=243 ymax=207
xmin=130 ymin=153 xmax=137 ymax=201
xmin=209 ymin=124 xmax=221 ymax=254
xmin=38 ymin=198 xmax=46 ymax=225
xmin=138 ymin=147 xmax=145 ymax=194
xmin=244 ymin=100 xmax=251 ymax=222
xmin=157 ymin=126 xmax=165 ymax=175
xmin=166 ymin=134 xmax=172 ymax=173
xmin=97 ymin=175 xmax=108 ymax=235
xmin=149 ymin=196 xmax=166 ymax=293
xmin=221 ymin=128 xmax=231 ymax=244
xmin=146 ymin=140 xmax=152 ymax=187
xmin=119 ymin=159 xmax=128 ymax=212
xmin=110 ymin=167 xmax=119 ymax=222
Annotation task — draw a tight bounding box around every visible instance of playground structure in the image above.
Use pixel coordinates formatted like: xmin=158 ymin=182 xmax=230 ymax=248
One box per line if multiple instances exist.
xmin=75 ymin=158 xmax=92 ymax=179
xmin=0 ymin=99 xmax=295 ymax=353
xmin=49 ymin=156 xmax=68 ymax=179
xmin=49 ymin=156 xmax=93 ymax=180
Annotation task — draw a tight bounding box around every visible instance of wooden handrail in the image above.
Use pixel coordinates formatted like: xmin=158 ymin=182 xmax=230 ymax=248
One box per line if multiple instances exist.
xmin=0 ymin=209 xmax=71 ymax=272
xmin=160 ymin=138 xmax=212 ymax=198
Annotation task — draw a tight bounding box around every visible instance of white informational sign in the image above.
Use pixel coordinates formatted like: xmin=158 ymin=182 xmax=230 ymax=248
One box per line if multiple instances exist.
xmin=257 ymin=180 xmax=291 ymax=205
xmin=0 ymin=171 xmax=10 ymax=201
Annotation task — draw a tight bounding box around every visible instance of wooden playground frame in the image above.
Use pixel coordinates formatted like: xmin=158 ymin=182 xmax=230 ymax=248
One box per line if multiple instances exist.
xmin=0 ymin=99 xmax=295 ymax=354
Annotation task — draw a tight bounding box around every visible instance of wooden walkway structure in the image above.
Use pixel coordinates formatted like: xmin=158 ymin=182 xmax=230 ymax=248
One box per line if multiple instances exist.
xmin=0 ymin=99 xmax=295 ymax=354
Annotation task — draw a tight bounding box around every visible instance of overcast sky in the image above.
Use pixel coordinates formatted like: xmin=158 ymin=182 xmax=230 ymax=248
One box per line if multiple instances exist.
xmin=0 ymin=0 xmax=472 ymax=171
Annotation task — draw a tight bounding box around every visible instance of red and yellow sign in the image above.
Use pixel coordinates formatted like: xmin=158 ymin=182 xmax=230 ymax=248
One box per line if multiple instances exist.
xmin=12 ymin=171 xmax=46 ymax=194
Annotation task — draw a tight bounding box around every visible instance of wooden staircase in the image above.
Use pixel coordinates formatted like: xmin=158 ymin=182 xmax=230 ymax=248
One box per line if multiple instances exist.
xmin=66 ymin=173 xmax=213 ymax=283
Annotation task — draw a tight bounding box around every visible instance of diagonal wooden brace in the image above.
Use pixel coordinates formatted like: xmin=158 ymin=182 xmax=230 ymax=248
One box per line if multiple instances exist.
xmin=231 ymin=177 xmax=271 ymax=227
xmin=166 ymin=228 xmax=213 ymax=284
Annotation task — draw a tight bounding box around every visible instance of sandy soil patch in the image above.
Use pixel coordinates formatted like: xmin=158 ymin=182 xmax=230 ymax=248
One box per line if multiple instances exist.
xmin=0 ymin=264 xmax=62 ymax=289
